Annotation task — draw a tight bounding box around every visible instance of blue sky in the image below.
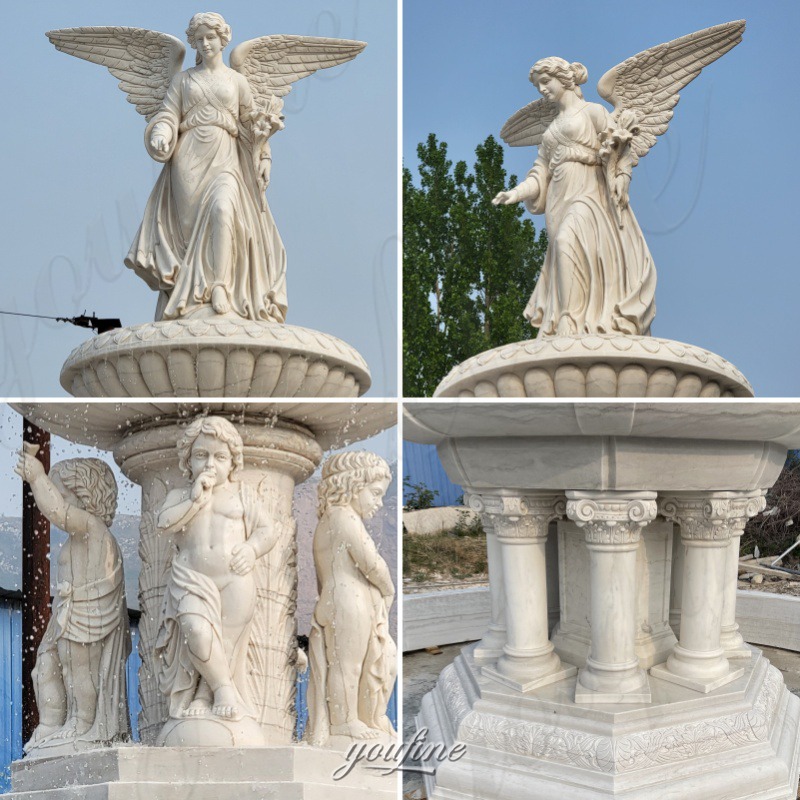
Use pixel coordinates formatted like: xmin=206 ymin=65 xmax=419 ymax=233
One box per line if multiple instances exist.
xmin=403 ymin=1 xmax=800 ymax=397
xmin=0 ymin=0 xmax=397 ymax=397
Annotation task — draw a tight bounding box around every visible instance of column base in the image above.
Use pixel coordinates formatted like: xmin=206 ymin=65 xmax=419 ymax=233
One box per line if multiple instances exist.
xmin=721 ymin=628 xmax=753 ymax=660
xmin=574 ymin=667 xmax=652 ymax=704
xmin=651 ymin=661 xmax=745 ymax=693
xmin=472 ymin=627 xmax=507 ymax=663
xmin=650 ymin=644 xmax=744 ymax=693
xmin=482 ymin=662 xmax=577 ymax=693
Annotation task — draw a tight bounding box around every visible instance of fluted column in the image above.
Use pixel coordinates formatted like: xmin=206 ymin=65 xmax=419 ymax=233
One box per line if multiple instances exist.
xmin=465 ymin=492 xmax=506 ymax=662
xmin=567 ymin=491 xmax=656 ymax=704
xmin=474 ymin=492 xmax=577 ymax=692
xmin=720 ymin=492 xmax=766 ymax=658
xmin=651 ymin=493 xmax=760 ymax=692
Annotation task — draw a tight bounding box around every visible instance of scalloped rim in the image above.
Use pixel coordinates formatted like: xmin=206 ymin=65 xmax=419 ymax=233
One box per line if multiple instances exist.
xmin=60 ymin=319 xmax=372 ymax=397
xmin=434 ymin=335 xmax=753 ymax=397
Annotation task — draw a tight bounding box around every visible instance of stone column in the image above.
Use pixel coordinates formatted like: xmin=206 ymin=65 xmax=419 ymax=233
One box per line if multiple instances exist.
xmin=720 ymin=492 xmax=765 ymax=658
xmin=465 ymin=492 xmax=506 ymax=662
xmin=567 ymin=491 xmax=656 ymax=704
xmin=114 ymin=415 xmax=321 ymax=744
xmin=651 ymin=493 xmax=761 ymax=692
xmin=475 ymin=493 xmax=577 ymax=692
xmin=668 ymin=522 xmax=684 ymax=636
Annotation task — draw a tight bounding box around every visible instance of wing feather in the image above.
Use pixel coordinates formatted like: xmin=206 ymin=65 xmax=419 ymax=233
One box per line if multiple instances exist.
xmin=597 ymin=20 xmax=744 ymax=163
xmin=46 ymin=26 xmax=186 ymax=121
xmin=500 ymin=98 xmax=558 ymax=148
xmin=229 ymin=34 xmax=366 ymax=107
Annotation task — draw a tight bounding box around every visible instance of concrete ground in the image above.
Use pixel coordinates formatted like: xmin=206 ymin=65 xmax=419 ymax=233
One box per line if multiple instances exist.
xmin=402 ymin=642 xmax=800 ymax=800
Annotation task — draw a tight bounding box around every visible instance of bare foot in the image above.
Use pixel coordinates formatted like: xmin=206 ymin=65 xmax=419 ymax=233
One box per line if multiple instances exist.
xmin=330 ymin=719 xmax=380 ymax=739
xmin=52 ymin=717 xmax=90 ymax=740
xmin=211 ymin=685 xmax=242 ymax=720
xmin=183 ymin=699 xmax=211 ymax=717
xmin=211 ymin=285 xmax=231 ymax=315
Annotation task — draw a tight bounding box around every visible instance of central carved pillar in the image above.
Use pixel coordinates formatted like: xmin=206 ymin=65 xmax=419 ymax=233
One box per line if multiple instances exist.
xmin=651 ymin=492 xmax=762 ymax=692
xmin=114 ymin=415 xmax=321 ymax=744
xmin=567 ymin=491 xmax=656 ymax=704
xmin=472 ymin=492 xmax=576 ymax=692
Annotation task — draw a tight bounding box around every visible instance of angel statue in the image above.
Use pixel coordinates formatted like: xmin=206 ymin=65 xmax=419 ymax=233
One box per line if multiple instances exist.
xmin=47 ymin=13 xmax=366 ymax=323
xmin=492 ymin=21 xmax=744 ymax=338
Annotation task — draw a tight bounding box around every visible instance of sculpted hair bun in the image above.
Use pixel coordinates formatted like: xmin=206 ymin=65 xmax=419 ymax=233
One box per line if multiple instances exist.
xmin=571 ymin=62 xmax=588 ymax=85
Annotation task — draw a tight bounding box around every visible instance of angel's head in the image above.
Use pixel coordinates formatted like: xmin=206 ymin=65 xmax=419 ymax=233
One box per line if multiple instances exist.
xmin=317 ymin=451 xmax=391 ymax=520
xmin=187 ymin=12 xmax=231 ymax=64
xmin=530 ymin=57 xmax=588 ymax=101
xmin=50 ymin=458 xmax=118 ymax=527
xmin=177 ymin=416 xmax=244 ymax=485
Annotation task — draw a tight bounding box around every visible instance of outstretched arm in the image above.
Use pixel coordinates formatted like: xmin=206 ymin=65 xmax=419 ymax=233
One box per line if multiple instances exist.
xmin=15 ymin=446 xmax=91 ymax=536
xmin=492 ymin=154 xmax=548 ymax=211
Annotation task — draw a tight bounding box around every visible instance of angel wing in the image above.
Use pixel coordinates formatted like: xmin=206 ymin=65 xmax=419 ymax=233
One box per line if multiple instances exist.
xmin=46 ymin=27 xmax=186 ymax=122
xmin=229 ymin=35 xmax=366 ymax=111
xmin=500 ymin=98 xmax=558 ymax=147
xmin=597 ymin=20 xmax=744 ymax=166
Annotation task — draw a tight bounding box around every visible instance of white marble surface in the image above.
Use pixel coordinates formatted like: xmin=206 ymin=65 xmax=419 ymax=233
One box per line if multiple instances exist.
xmin=490 ymin=23 xmax=744 ymax=340
xmin=9 ymin=745 xmax=396 ymax=799
xmin=435 ymin=335 xmax=752 ymax=397
xmin=15 ymin=453 xmax=131 ymax=757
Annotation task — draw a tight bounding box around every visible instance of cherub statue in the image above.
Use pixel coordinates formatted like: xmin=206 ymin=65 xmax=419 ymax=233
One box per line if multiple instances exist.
xmin=492 ymin=21 xmax=745 ymax=338
xmin=155 ymin=416 xmax=278 ymax=732
xmin=307 ymin=452 xmax=396 ymax=745
xmin=47 ymin=13 xmax=366 ymax=323
xmin=15 ymin=447 xmax=131 ymax=756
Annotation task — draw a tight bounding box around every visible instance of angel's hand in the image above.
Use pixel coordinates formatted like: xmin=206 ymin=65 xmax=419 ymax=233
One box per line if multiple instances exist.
xmin=492 ymin=190 xmax=520 ymax=206
xmin=230 ymin=543 xmax=256 ymax=575
xmin=150 ymin=134 xmax=170 ymax=154
xmin=15 ymin=445 xmax=45 ymax=483
xmin=259 ymin=158 xmax=272 ymax=188
xmin=190 ymin=472 xmax=215 ymax=505
xmin=614 ymin=174 xmax=631 ymax=209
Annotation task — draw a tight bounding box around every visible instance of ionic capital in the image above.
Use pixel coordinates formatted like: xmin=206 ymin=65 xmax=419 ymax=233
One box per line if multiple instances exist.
xmin=659 ymin=491 xmax=766 ymax=543
xmin=466 ymin=491 xmax=565 ymax=541
xmin=566 ymin=491 xmax=657 ymax=546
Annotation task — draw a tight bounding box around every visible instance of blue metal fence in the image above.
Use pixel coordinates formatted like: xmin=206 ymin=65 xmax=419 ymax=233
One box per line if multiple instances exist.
xmin=0 ymin=598 xmax=396 ymax=790
xmin=403 ymin=442 xmax=463 ymax=507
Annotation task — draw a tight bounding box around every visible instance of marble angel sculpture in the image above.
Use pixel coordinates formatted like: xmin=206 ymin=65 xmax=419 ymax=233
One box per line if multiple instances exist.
xmin=47 ymin=13 xmax=366 ymax=323
xmin=155 ymin=416 xmax=279 ymax=739
xmin=307 ymin=452 xmax=396 ymax=745
xmin=493 ymin=21 xmax=744 ymax=338
xmin=15 ymin=446 xmax=131 ymax=756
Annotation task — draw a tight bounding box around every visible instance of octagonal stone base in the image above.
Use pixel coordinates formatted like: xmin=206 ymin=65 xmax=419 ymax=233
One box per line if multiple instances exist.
xmin=60 ymin=319 xmax=371 ymax=398
xmin=416 ymin=645 xmax=800 ymax=800
xmin=433 ymin=335 xmax=752 ymax=398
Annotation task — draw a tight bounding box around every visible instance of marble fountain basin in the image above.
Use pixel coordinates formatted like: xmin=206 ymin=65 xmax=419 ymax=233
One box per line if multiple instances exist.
xmin=404 ymin=401 xmax=800 ymax=492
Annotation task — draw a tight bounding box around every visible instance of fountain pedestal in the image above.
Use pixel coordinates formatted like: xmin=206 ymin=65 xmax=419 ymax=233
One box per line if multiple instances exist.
xmin=405 ymin=402 xmax=800 ymax=800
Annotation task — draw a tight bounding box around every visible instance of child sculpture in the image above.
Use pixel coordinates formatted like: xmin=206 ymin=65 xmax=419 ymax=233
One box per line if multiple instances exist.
xmin=155 ymin=416 xmax=278 ymax=743
xmin=15 ymin=447 xmax=131 ymax=756
xmin=307 ymin=452 xmax=396 ymax=745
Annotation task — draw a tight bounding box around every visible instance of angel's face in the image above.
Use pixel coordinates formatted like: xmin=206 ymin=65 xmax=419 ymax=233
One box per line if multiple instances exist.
xmin=194 ymin=25 xmax=224 ymax=60
xmin=536 ymin=73 xmax=566 ymax=103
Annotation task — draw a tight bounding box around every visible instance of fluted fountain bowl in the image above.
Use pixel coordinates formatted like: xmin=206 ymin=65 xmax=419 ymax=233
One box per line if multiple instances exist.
xmin=433 ymin=335 xmax=753 ymax=398
xmin=60 ymin=319 xmax=371 ymax=398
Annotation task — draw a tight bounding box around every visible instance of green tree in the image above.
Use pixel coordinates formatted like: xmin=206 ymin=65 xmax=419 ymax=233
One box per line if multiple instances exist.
xmin=403 ymin=134 xmax=547 ymax=397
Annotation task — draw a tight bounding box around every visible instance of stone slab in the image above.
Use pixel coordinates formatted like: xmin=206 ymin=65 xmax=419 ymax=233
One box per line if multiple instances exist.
xmin=650 ymin=662 xmax=745 ymax=693
xmin=9 ymin=746 xmax=396 ymax=799
xmin=482 ymin=663 xmax=577 ymax=693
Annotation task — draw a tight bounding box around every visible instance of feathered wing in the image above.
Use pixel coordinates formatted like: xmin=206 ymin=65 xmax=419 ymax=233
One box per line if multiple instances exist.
xmin=229 ymin=34 xmax=366 ymax=112
xmin=597 ymin=19 xmax=745 ymax=166
xmin=46 ymin=27 xmax=186 ymax=121
xmin=500 ymin=98 xmax=558 ymax=147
